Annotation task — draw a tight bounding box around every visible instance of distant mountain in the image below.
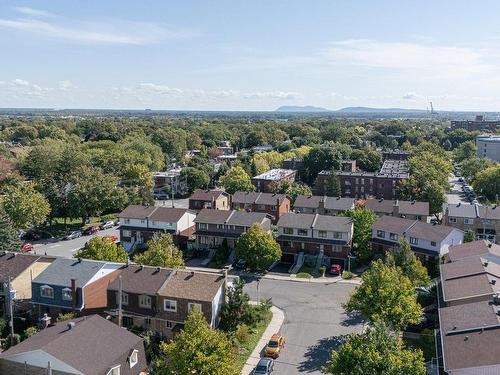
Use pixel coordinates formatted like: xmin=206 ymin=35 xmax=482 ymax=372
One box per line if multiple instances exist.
xmin=337 ymin=106 xmax=425 ymax=113
xmin=275 ymin=105 xmax=331 ymax=112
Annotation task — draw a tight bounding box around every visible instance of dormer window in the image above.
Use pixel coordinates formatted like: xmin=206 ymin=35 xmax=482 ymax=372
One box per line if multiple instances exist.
xmin=62 ymin=287 xmax=72 ymax=301
xmin=129 ymin=349 xmax=138 ymax=368
xmin=107 ymin=365 xmax=120 ymax=375
xmin=40 ymin=285 xmax=54 ymax=299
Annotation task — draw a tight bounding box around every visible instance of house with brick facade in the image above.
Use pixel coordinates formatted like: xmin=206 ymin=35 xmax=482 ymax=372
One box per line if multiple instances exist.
xmin=118 ymin=205 xmax=196 ymax=251
xmin=106 ymin=265 xmax=226 ymax=339
xmin=194 ymin=209 xmax=272 ymax=250
xmin=31 ymin=258 xmax=122 ymax=319
xmin=0 ymin=314 xmax=147 ymax=375
xmin=188 ymin=189 xmax=231 ymax=211
xmin=371 ymin=215 xmax=463 ymax=258
xmin=442 ymin=202 xmax=500 ymax=243
xmin=231 ymin=191 xmax=291 ymax=224
xmin=276 ymin=212 xmax=354 ymax=266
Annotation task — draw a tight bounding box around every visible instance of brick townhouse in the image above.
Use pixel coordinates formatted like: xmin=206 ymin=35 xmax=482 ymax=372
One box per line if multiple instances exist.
xmin=231 ymin=191 xmax=291 ymax=224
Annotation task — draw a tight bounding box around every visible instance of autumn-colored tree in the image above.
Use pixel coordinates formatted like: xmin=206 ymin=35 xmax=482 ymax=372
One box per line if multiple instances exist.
xmin=220 ymin=166 xmax=255 ymax=195
xmin=75 ymin=236 xmax=128 ymax=263
xmin=235 ymin=223 xmax=281 ymax=272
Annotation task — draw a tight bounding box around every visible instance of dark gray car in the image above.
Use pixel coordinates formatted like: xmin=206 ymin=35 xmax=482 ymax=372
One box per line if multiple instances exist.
xmin=254 ymin=358 xmax=274 ymax=374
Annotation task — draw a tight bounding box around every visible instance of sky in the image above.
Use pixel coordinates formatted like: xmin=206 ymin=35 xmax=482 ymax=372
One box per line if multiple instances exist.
xmin=2 ymin=0 xmax=500 ymax=111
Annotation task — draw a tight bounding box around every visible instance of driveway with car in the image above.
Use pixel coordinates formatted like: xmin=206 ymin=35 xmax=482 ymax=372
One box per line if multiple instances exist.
xmin=242 ymin=277 xmax=362 ymax=375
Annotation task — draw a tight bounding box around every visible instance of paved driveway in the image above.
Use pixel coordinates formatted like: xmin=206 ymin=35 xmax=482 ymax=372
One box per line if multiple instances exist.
xmin=242 ymin=277 xmax=362 ymax=374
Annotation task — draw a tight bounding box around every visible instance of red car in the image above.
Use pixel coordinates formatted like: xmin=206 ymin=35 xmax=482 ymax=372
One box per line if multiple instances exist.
xmin=330 ymin=264 xmax=343 ymax=275
xmin=103 ymin=235 xmax=118 ymax=243
xmin=21 ymin=242 xmax=34 ymax=252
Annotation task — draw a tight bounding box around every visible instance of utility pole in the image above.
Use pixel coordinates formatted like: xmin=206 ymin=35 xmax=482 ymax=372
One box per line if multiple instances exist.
xmin=118 ymin=275 xmax=123 ymax=328
xmin=8 ymin=277 xmax=14 ymax=346
xmin=256 ymin=278 xmax=261 ymax=303
xmin=171 ymin=174 xmax=175 ymax=208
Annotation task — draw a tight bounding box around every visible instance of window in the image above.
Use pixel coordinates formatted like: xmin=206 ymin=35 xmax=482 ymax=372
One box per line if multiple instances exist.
xmin=283 ymin=227 xmax=293 ymax=235
xmin=410 ymin=237 xmax=418 ymax=245
xmin=166 ymin=320 xmax=173 ymax=329
xmin=318 ymin=230 xmax=327 ymax=238
xmin=217 ymin=224 xmax=223 ymax=229
xmin=151 ymin=220 xmax=157 ymax=226
xmin=116 ymin=292 xmax=128 ymax=306
xmin=333 ymin=232 xmax=342 ymax=239
xmin=449 ymin=217 xmax=457 ymax=224
xmin=300 ymin=242 xmax=305 ymax=250
xmin=297 ymin=229 xmax=308 ymax=236
xmin=139 ymin=295 xmax=152 ymax=309
xmin=62 ymin=288 xmax=72 ymax=301
xmin=199 ymin=236 xmax=208 ymax=245
xmin=122 ymin=229 xmax=131 ymax=237
xmin=464 ymin=218 xmax=473 ymax=225
xmin=198 ymin=223 xmax=207 ymax=230
xmin=124 ymin=219 xmax=130 ymax=224
xmin=164 ymin=300 xmax=177 ymax=312
xmin=40 ymin=285 xmax=54 ymax=299
xmin=140 ymin=219 xmax=146 ymax=224
xmin=282 ymin=241 xmax=291 ymax=247
xmin=129 ymin=350 xmax=138 ymax=368
xmin=389 ymin=233 xmax=398 ymax=241
xmin=188 ymin=303 xmax=202 ymax=312
xmin=431 ymin=241 xmax=436 ymax=247
xmin=144 ymin=318 xmax=151 ymax=325
xmin=258 ymin=204 xmax=266 ymax=210
xmin=107 ymin=365 xmax=120 ymax=375
xmin=377 ymin=230 xmax=385 ymax=238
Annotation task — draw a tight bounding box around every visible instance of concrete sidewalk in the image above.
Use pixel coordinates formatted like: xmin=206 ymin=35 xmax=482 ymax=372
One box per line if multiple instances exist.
xmin=241 ymin=304 xmax=285 ymax=375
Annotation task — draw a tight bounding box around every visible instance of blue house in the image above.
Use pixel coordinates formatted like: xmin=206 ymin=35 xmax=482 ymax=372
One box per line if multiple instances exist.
xmin=31 ymin=258 xmax=122 ymax=318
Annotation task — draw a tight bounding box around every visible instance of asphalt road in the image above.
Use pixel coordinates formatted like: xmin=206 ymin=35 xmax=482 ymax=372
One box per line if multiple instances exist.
xmin=31 ymin=227 xmax=120 ymax=257
xmin=242 ymin=277 xmax=362 ymax=375
xmin=446 ymin=175 xmax=469 ymax=205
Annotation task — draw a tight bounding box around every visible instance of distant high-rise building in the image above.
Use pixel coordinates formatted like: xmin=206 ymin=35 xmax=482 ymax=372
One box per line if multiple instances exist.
xmin=476 ymin=134 xmax=500 ymax=162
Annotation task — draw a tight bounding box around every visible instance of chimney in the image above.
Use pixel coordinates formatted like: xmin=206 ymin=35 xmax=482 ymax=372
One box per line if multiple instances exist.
xmin=71 ymin=278 xmax=77 ymax=312
xmin=489 ymin=243 xmax=493 ymax=248
xmin=67 ymin=321 xmax=75 ymax=330
xmin=319 ymin=198 xmax=325 ymax=214
xmin=40 ymin=313 xmax=51 ymax=329
xmin=393 ymin=200 xmax=399 ymax=216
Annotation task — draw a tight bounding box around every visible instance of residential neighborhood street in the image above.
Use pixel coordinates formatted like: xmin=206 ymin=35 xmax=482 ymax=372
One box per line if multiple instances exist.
xmin=31 ymin=227 xmax=120 ymax=257
xmin=446 ymin=174 xmax=469 ymax=205
xmin=242 ymin=277 xmax=362 ymax=375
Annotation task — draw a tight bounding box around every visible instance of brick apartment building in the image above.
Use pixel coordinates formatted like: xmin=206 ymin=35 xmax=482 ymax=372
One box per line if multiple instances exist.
xmin=251 ymin=169 xmax=296 ymax=193
xmin=451 ymin=115 xmax=500 ymax=131
xmin=443 ymin=203 xmax=500 ymax=243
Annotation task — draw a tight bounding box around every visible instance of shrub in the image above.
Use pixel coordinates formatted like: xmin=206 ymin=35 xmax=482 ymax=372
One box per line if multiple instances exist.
xmin=296 ymin=272 xmax=312 ymax=279
xmin=236 ymin=324 xmax=250 ymax=345
xmin=3 ymin=333 xmax=21 ymax=350
xmin=342 ymin=271 xmax=353 ymax=279
xmin=319 ymin=266 xmax=326 ymax=276
xmin=56 ymin=312 xmax=75 ymax=322
xmin=23 ymin=326 xmax=39 ymax=339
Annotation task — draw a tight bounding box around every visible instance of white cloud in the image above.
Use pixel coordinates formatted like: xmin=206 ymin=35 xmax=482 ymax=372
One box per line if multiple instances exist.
xmin=0 ymin=17 xmax=194 ymax=45
xmin=402 ymin=92 xmax=424 ymax=100
xmin=14 ymin=7 xmax=53 ymax=18
xmin=58 ymin=80 xmax=74 ymax=91
xmin=12 ymin=79 xmax=29 ymax=86
xmin=242 ymin=91 xmax=303 ymax=100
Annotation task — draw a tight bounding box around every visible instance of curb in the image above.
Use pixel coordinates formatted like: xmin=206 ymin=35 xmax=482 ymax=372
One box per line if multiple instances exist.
xmin=241 ymin=304 xmax=285 ymax=375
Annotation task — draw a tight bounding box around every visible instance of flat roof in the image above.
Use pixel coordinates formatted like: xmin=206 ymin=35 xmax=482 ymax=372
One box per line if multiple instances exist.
xmin=252 ymin=169 xmax=296 ymax=181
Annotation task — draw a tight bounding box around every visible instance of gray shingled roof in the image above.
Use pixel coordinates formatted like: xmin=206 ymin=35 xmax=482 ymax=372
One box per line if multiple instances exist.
xmin=194 ymin=209 xmax=232 ymax=225
xmin=119 ymin=204 xmax=157 ymax=219
xmin=398 ymin=200 xmax=429 ymax=216
xmin=0 ymin=315 xmax=144 ymax=375
xmin=32 ymin=258 xmax=110 ymax=288
xmin=194 ymin=209 xmax=269 ymax=227
xmin=448 ymin=240 xmax=500 ymax=262
xmin=277 ymin=212 xmax=353 ymax=231
xmin=108 ymin=265 xmax=172 ymax=295
xmin=189 ymin=189 xmax=227 ymax=201
xmin=232 ymin=192 xmax=288 ymax=206
xmin=158 ymin=270 xmax=224 ymax=301
xmin=294 ymin=195 xmax=355 ymax=211
xmin=444 ymin=203 xmax=479 ymax=218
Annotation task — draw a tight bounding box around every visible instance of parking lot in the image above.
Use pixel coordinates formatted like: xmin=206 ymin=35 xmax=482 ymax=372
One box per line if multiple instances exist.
xmin=242 ymin=277 xmax=362 ymax=375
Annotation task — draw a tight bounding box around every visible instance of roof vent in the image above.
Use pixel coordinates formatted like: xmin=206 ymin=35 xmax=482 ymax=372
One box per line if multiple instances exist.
xmin=457 ymin=202 xmax=461 ymax=207
xmin=140 ymin=265 xmax=144 ymax=271
xmin=156 ymin=267 xmax=161 ymax=273
xmin=67 ymin=322 xmax=75 ymax=330
xmin=77 ymin=258 xmax=82 ymax=263
xmin=484 ymin=261 xmax=489 ymax=267
xmin=494 ymin=293 xmax=500 ymax=305
xmin=464 ymin=336 xmax=469 ymax=341
xmin=491 ymin=279 xmax=497 ymax=285
xmin=411 ymin=200 xmax=416 ymax=205
xmin=488 ymin=243 xmax=493 ymax=248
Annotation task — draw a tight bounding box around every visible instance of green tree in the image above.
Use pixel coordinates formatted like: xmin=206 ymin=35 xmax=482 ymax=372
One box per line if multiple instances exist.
xmin=464 ymin=230 xmax=476 ymax=243
xmin=122 ymin=164 xmax=154 ymax=205
xmin=325 ymin=172 xmax=341 ymax=196
xmin=344 ymin=260 xmax=423 ymax=331
xmin=23 ymin=326 xmax=39 ymax=340
xmin=303 ymin=144 xmax=351 ymax=184
xmin=270 ymin=180 xmax=312 ymax=203
xmin=420 ymin=180 xmax=447 ymax=215
xmin=156 ymin=309 xmax=236 ymax=375
xmin=0 ymin=206 xmax=21 ymax=252
xmin=342 ymin=206 xmax=377 ymax=263
xmin=473 ymin=164 xmax=500 ymax=202
xmin=326 ymin=322 xmax=426 ymax=375
xmin=75 ymin=237 xmax=128 ymax=263
xmin=220 ymin=166 xmax=255 ymax=195
xmin=350 ymin=149 xmax=382 ymax=172
xmin=3 ymin=183 xmax=51 ymax=230
xmin=385 ymin=239 xmax=430 ymax=288
xmin=460 ymin=157 xmax=494 ymax=184
xmin=134 ymin=232 xmax=184 ymax=268
xmin=219 ymin=280 xmax=253 ymax=332
xmin=183 ymin=167 xmax=210 ymax=193
xmin=235 ymin=223 xmax=281 ymax=272
xmin=454 ymin=141 xmax=476 ymax=162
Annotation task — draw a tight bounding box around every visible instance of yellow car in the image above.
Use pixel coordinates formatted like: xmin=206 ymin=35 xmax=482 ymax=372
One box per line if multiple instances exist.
xmin=264 ymin=334 xmax=285 ymax=359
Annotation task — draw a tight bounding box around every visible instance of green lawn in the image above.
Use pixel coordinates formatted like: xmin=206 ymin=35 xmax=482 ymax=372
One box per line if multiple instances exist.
xmin=40 ymin=215 xmax=117 ymax=238
xmin=234 ymin=309 xmax=273 ymax=372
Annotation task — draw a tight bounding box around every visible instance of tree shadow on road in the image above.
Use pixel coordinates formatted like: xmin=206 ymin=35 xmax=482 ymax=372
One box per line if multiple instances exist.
xmin=298 ymin=335 xmax=350 ymax=373
xmin=339 ymin=311 xmax=363 ymax=327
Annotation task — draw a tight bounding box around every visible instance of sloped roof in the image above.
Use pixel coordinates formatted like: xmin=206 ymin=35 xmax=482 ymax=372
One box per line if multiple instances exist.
xmin=448 ymin=240 xmax=500 ymax=262
xmin=0 ymin=252 xmax=50 ymax=281
xmin=194 ymin=209 xmax=269 ymax=226
xmin=189 ymin=189 xmax=228 ymax=201
xmin=158 ymin=270 xmax=224 ymax=302
xmin=0 ymin=315 xmax=143 ymax=375
xmin=108 ymin=265 xmax=172 ymax=295
xmin=294 ymin=195 xmax=354 ymax=211
xmin=232 ymin=192 xmax=288 ymax=205
xmin=32 ymin=258 xmax=110 ymax=288
xmin=277 ymin=212 xmax=353 ymax=232
xmin=398 ymin=200 xmax=429 ymax=216
xmin=118 ymin=204 xmax=156 ymax=219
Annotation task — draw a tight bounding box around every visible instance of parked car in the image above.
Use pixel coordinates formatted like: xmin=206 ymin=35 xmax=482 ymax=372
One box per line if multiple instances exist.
xmin=253 ymin=358 xmax=274 ymax=374
xmin=20 ymin=243 xmax=33 ymax=252
xmin=154 ymin=192 xmax=169 ymax=200
xmin=114 ymin=219 xmax=120 ymax=226
xmin=63 ymin=230 xmax=82 ymax=240
xmin=83 ymin=226 xmax=100 ymax=235
xmin=329 ymin=264 xmax=343 ymax=275
xmin=264 ymin=334 xmax=285 ymax=359
xmin=100 ymin=221 xmax=114 ymax=230
xmin=234 ymin=259 xmax=247 ymax=270
xmin=458 ymin=177 xmax=464 ymax=182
